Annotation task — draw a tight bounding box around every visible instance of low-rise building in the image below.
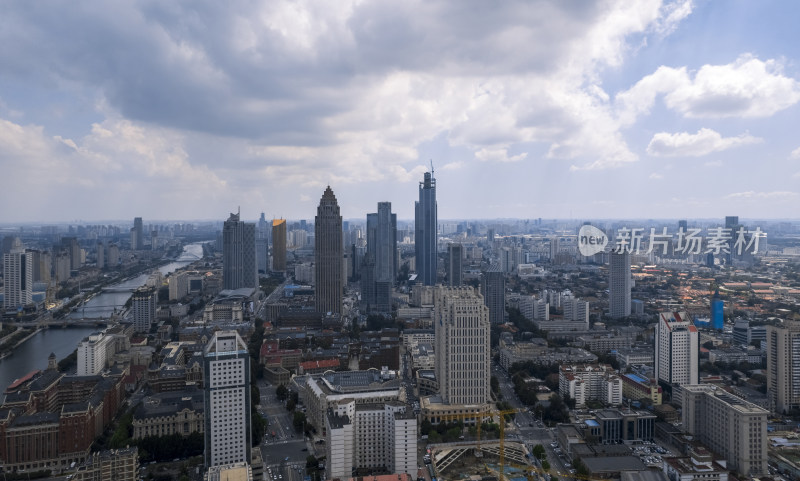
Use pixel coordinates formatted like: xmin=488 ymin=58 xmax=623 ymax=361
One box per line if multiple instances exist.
xmin=621 ymin=373 xmax=662 ymax=405
xmin=296 ymin=369 xmax=401 ymax=430
xmin=663 ymin=446 xmax=729 ymax=481
xmin=131 ymin=388 xmax=204 ymax=439
xmin=72 ymin=447 xmax=139 ymax=481
xmin=559 ymin=364 xmax=622 ymax=408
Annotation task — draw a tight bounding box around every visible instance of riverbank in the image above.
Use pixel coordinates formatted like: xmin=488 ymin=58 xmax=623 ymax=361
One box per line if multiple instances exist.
xmin=0 ymin=243 xmax=206 ymax=391
xmin=0 ymin=327 xmax=44 ymax=359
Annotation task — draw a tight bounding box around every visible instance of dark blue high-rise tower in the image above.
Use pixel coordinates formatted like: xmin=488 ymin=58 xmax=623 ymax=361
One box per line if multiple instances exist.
xmin=415 ymin=170 xmax=437 ymax=285
xmin=711 ymin=289 xmax=724 ymax=330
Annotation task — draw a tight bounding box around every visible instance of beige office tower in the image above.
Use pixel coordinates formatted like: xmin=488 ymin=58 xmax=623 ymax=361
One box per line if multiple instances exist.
xmin=682 ymin=385 xmax=768 ymax=476
xmin=767 ymin=322 xmax=800 ymax=414
xmin=434 ymin=286 xmax=491 ymax=405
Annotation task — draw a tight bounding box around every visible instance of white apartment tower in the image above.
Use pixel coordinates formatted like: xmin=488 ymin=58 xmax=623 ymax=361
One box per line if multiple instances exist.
xmin=77 ymin=332 xmax=113 ymax=375
xmin=434 ymin=286 xmax=491 ymax=406
xmin=655 ymin=312 xmax=699 ymax=387
xmin=169 ymin=271 xmax=189 ymax=301
xmin=3 ymin=240 xmax=33 ymax=311
xmin=203 ymin=331 xmax=252 ymax=468
xmin=519 ymin=296 xmax=549 ymax=321
xmin=562 ymin=295 xmax=590 ymax=324
xmin=766 ymin=322 xmax=800 ymax=413
xmin=325 ymin=401 xmax=417 ymax=477
xmin=559 ymin=364 xmax=622 ymax=408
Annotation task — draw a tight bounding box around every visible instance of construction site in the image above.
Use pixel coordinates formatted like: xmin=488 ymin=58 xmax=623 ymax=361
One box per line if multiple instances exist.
xmin=427 ymin=440 xmax=535 ymax=480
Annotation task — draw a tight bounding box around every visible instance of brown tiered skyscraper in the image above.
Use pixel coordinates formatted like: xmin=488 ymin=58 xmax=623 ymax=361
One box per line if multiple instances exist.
xmin=315 ymin=186 xmax=343 ymax=315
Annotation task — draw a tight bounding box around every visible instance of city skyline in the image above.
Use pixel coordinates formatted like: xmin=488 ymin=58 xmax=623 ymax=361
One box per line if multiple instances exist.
xmin=2 ymin=1 xmax=800 ymax=222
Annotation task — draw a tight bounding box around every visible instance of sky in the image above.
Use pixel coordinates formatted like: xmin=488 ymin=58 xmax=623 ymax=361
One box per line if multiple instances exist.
xmin=1 ymin=0 xmax=800 ymax=223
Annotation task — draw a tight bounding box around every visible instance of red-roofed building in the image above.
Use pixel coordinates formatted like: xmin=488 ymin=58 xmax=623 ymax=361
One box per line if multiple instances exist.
xmin=260 ymin=339 xmax=302 ymax=371
xmin=298 ymin=359 xmax=341 ymax=375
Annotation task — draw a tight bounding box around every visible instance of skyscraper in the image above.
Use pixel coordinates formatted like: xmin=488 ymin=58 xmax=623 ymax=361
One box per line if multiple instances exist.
xmin=222 ymin=212 xmax=257 ymax=290
xmin=271 ymin=219 xmax=287 ymax=272
xmin=315 ymin=187 xmax=343 ymax=315
xmin=434 ymin=286 xmax=491 ymax=405
xmin=61 ymin=236 xmax=82 ymax=270
xmin=655 ymin=311 xmax=698 ymax=387
xmin=367 ymin=202 xmax=397 ymax=283
xmin=447 ymin=243 xmax=463 ymax=286
xmin=609 ymin=251 xmax=631 ymax=318
xmin=3 ymin=239 xmax=32 ymax=311
xmin=257 ymin=212 xmax=269 ymax=239
xmin=711 ymin=290 xmax=724 ymax=330
xmin=725 ymin=216 xmax=741 ymax=265
xmin=203 ymin=331 xmax=252 ymax=468
xmin=481 ymin=264 xmax=505 ymax=324
xmin=766 ymin=322 xmax=800 ymax=414
xmin=364 ymin=202 xmax=397 ymax=314
xmin=131 ymin=286 xmax=157 ymax=333
xmin=96 ymin=242 xmax=105 ymax=269
xmin=414 ymin=171 xmax=437 ymax=285
xmin=131 ymin=217 xmax=143 ymax=250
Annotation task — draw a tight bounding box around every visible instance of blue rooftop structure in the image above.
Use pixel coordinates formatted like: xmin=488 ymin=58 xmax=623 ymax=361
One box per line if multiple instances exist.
xmin=625 ymin=373 xmax=648 ymax=384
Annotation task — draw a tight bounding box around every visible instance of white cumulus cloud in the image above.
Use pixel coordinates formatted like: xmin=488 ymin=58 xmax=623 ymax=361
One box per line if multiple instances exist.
xmin=646 ymin=128 xmax=761 ymax=157
xmin=616 ymin=55 xmax=800 ymax=123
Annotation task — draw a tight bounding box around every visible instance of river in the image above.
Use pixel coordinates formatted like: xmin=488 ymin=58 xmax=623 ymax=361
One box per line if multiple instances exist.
xmin=0 ymin=243 xmax=204 ymax=393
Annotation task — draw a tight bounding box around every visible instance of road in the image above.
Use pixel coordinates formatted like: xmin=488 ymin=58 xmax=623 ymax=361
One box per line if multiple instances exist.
xmin=258 ymin=379 xmax=312 ymax=481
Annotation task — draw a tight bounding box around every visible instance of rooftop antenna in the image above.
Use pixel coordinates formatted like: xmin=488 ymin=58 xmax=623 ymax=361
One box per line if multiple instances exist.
xmin=430 ymin=159 xmax=434 ymax=175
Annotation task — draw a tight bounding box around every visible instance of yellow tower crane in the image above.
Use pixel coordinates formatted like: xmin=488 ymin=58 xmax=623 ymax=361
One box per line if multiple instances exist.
xmin=431 ymin=407 xmax=523 ymax=478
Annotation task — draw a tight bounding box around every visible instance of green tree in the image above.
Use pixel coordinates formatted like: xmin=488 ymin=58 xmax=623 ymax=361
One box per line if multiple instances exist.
xmin=109 ymin=411 xmax=133 ymax=448
xmin=541 ymin=460 xmax=550 ymax=471
xmin=276 ymin=384 xmax=288 ymax=401
xmin=491 ymin=375 xmax=500 ymax=394
xmin=293 ymin=411 xmax=307 ymax=431
xmin=531 ymin=444 xmax=546 ymax=460
xmin=420 ymin=419 xmax=433 ymax=435
xmin=574 ymin=459 xmax=589 ymax=476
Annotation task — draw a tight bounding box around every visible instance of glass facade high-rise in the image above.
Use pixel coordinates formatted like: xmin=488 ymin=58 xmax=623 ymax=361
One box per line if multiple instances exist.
xmin=447 ymin=243 xmax=463 ymax=286
xmin=363 ymin=202 xmax=397 ymax=314
xmin=609 ymin=251 xmax=631 ymax=318
xmin=481 ymin=264 xmax=505 ymax=324
xmin=222 ymin=212 xmax=257 ymax=290
xmin=131 ymin=217 xmax=144 ymax=250
xmin=271 ymin=219 xmax=287 ymax=272
xmin=367 ymin=202 xmax=397 ymax=283
xmin=711 ymin=290 xmax=724 ymax=330
xmin=315 ymin=187 xmax=343 ymax=315
xmin=414 ymin=171 xmax=437 ymax=286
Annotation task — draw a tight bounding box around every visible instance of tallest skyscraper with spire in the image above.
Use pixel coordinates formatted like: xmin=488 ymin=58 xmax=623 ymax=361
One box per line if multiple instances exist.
xmin=415 ymin=170 xmax=437 ymax=286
